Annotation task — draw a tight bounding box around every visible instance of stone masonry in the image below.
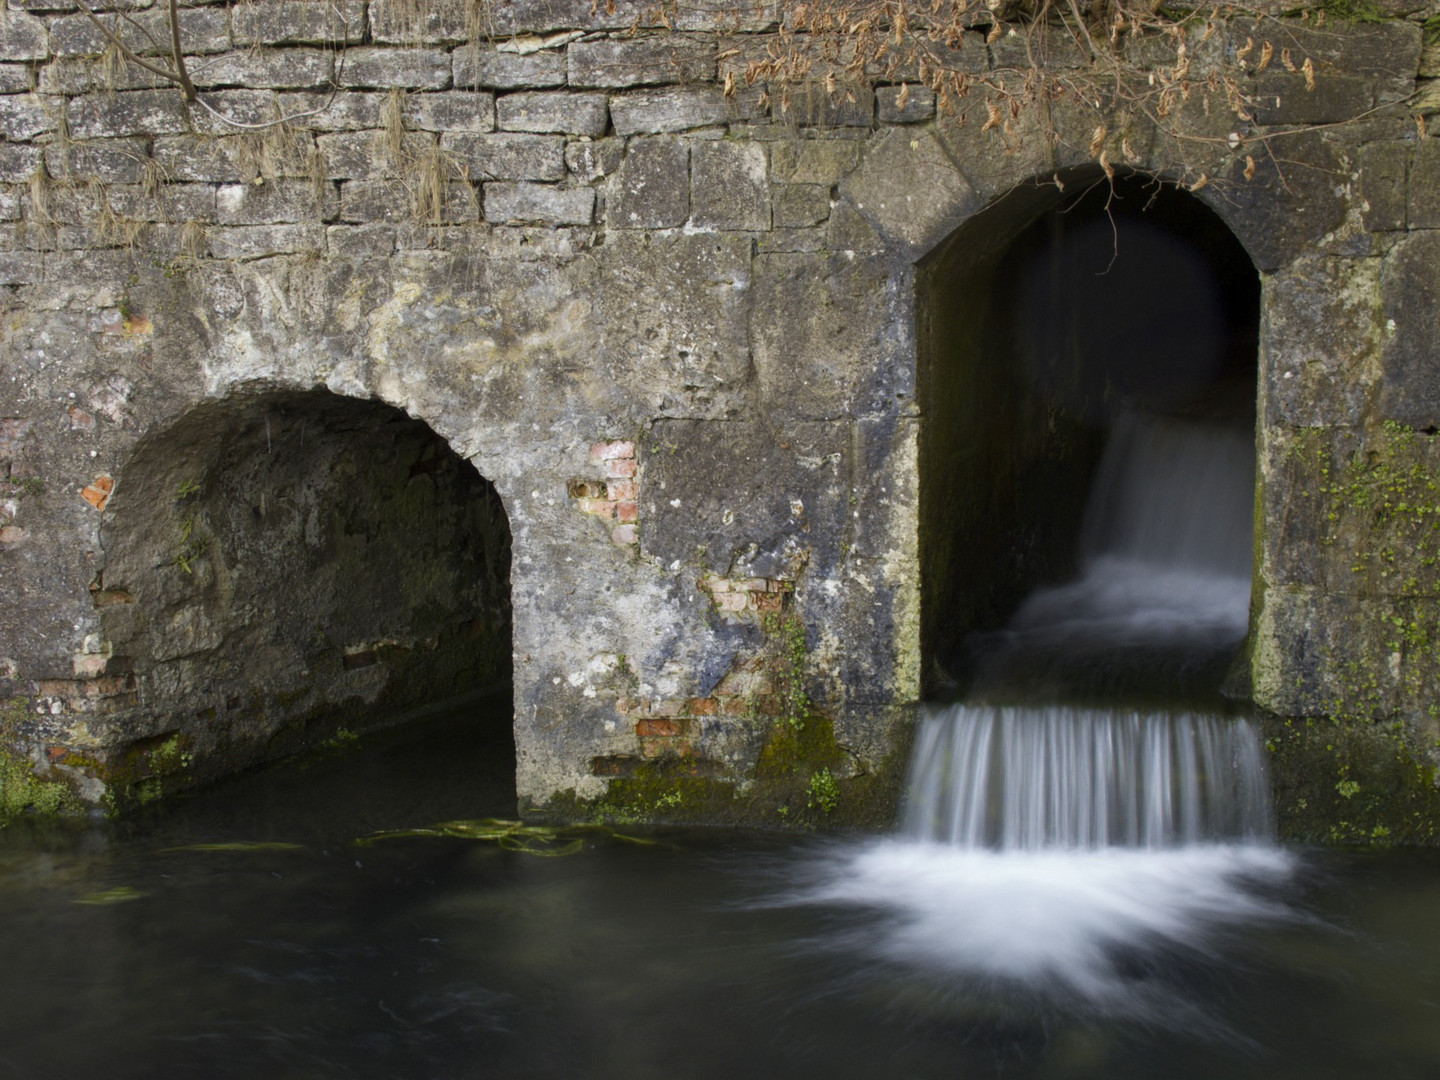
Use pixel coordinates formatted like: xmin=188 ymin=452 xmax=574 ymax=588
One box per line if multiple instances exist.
xmin=0 ymin=0 xmax=1438 ymax=835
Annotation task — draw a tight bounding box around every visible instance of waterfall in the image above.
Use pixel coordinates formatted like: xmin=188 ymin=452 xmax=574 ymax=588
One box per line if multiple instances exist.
xmin=912 ymin=411 xmax=1272 ymax=849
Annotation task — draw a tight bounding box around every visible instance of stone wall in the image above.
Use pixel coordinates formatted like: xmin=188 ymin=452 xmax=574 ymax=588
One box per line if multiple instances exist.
xmin=0 ymin=0 xmax=1438 ymax=834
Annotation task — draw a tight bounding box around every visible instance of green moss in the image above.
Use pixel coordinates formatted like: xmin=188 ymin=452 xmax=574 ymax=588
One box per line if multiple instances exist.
xmin=1266 ymin=716 xmax=1440 ymax=846
xmin=1 ymin=749 xmax=82 ymax=824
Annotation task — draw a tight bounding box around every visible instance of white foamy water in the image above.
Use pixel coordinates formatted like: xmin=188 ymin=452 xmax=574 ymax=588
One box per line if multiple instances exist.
xmin=788 ymin=839 xmax=1299 ymax=1017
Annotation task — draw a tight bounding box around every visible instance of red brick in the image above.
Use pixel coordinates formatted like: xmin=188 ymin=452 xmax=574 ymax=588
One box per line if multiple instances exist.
xmin=716 ymin=591 xmax=748 ymax=612
xmin=703 ymin=576 xmax=732 ymax=592
xmin=46 ymin=746 xmax=67 ymax=763
xmin=636 ymin=717 xmax=682 ymax=737
xmin=578 ymin=498 xmax=615 ymax=518
xmin=741 ymin=578 xmax=769 ymax=591
xmin=611 ymin=524 xmax=637 ymax=545
xmin=590 ymin=439 xmax=635 ymax=461
xmin=720 ymin=695 xmax=751 ymax=716
xmin=67 ymin=406 xmax=94 ymax=431
xmin=615 ymin=501 xmax=639 ymax=523
xmin=80 ymin=473 xmax=114 ymax=512
xmin=685 ymin=696 xmax=718 ymax=716
xmin=753 ymin=592 xmax=784 ymax=613
xmin=607 ymin=479 xmax=638 ymax=501
xmin=605 ymin=457 xmax=638 ymax=479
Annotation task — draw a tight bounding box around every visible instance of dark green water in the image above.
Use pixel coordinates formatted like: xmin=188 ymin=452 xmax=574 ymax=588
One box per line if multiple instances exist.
xmin=3 ymin=699 xmax=1440 ymax=1080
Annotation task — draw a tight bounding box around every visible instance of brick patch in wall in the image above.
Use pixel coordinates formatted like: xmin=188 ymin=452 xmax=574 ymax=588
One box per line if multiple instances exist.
xmin=613 ymin=654 xmax=781 ymax=761
xmin=569 ymin=438 xmax=639 ymax=547
xmin=699 ymin=573 xmax=792 ymax=617
xmin=80 ymin=472 xmax=114 ymax=511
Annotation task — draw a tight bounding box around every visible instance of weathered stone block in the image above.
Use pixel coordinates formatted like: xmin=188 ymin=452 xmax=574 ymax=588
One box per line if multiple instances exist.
xmin=1263 ymin=255 xmax=1378 ymax=428
xmin=1359 ymin=140 xmax=1411 ymax=232
xmin=876 ymin=84 xmax=935 ymax=124
xmin=777 ymin=84 xmax=873 ymax=128
xmin=0 ymin=11 xmax=48 ymax=61
xmin=208 ymin=223 xmax=325 ymax=259
xmin=497 ymin=91 xmax=608 ymax=135
xmin=46 ymin=138 xmax=149 ymax=183
xmin=1250 ymin=72 xmax=1372 ymax=126
xmin=841 ymin=127 xmax=978 ymax=256
xmin=316 ymin=130 xmax=435 ymax=180
xmin=369 ymin=0 xmax=469 ymax=43
xmin=484 ymin=0 xmax=648 ymax=35
xmin=0 ymin=94 xmax=54 ymax=140
xmin=49 ymin=8 xmax=224 ymax=57
xmin=606 ymin=136 xmax=687 ymax=228
xmin=193 ymin=48 xmax=335 ymax=90
xmin=277 ymin=91 xmax=386 ymax=131
xmin=1230 ymin=17 xmax=1422 ymax=104
xmin=0 ymin=143 xmax=41 ymax=183
xmin=769 ymin=138 xmax=860 ymax=185
xmin=640 ymin=419 xmax=848 ymax=578
xmin=772 ymin=183 xmax=829 ymax=228
xmin=110 ymin=182 xmax=217 ymax=223
xmin=341 ymin=178 xmax=478 ymax=223
xmin=404 ymin=90 xmax=496 ymax=132
xmin=483 ymin=181 xmax=594 ymax=225
xmin=1409 ymin=137 xmax=1440 ymax=230
xmin=1379 ymin=231 xmax=1440 ymax=428
xmin=610 ymin=85 xmax=763 ymax=135
xmin=340 ymin=47 xmax=451 ymax=90
xmin=440 ymin=131 xmax=566 ymax=180
xmin=1196 ymin=131 xmax=1346 ymax=273
xmin=990 ymin=23 xmax=1089 ymax=70
xmin=569 ymin=36 xmax=715 ymax=89
xmin=67 ymin=89 xmax=189 ymax=139
xmin=455 ymin=47 xmax=567 ymax=91
xmin=564 ymin=137 xmax=623 ymax=179
xmin=326 ymin=222 xmax=396 ymax=258
xmin=234 ymin=0 xmax=366 ymax=46
xmin=751 ymin=249 xmax=904 ymax=419
xmin=217 ymin=180 xmax=337 ymax=224
xmin=0 ymin=63 xmax=31 ymax=92
xmin=690 ymin=139 xmax=767 ymax=230
xmin=0 ymin=251 xmax=42 ymax=283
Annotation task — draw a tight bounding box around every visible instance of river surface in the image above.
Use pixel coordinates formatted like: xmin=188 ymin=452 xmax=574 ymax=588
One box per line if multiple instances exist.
xmin=2 ymin=699 xmax=1440 ymax=1080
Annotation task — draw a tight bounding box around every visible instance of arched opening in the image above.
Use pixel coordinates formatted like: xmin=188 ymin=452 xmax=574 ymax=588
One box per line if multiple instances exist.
xmin=918 ymin=168 xmax=1260 ymax=701
xmin=95 ymin=388 xmax=513 ymax=797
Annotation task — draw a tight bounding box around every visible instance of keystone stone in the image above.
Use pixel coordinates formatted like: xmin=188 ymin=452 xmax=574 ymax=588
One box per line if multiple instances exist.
xmin=483 ymin=181 xmax=594 ymax=225
xmin=568 ymin=37 xmax=715 ymax=89
xmin=440 ymin=132 xmax=566 ymax=181
xmin=497 ymin=91 xmax=608 ymax=136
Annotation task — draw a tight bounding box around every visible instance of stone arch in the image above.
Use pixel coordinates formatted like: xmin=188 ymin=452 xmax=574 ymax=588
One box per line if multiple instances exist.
xmin=914 ymin=164 xmax=1261 ymax=693
xmin=88 ymin=385 xmax=513 ymax=802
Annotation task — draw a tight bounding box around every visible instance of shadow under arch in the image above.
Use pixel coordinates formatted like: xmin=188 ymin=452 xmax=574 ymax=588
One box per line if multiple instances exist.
xmin=96 ymin=386 xmax=513 ymax=800
xmin=917 ymin=165 xmax=1260 ymax=699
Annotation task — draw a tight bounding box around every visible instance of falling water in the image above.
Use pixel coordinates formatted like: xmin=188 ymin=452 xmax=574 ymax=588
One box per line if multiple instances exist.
xmin=786 ymin=412 xmax=1297 ymax=1017
xmin=910 ymin=410 xmax=1270 ymax=848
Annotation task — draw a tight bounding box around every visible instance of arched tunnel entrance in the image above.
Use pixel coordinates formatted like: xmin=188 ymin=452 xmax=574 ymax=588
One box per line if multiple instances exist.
xmin=918 ymin=168 xmax=1260 ymax=701
xmin=95 ymin=389 xmax=513 ymax=798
